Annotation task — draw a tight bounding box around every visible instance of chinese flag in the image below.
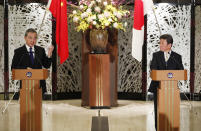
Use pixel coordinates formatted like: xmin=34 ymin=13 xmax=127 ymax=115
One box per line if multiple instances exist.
xmin=48 ymin=0 xmax=69 ymax=64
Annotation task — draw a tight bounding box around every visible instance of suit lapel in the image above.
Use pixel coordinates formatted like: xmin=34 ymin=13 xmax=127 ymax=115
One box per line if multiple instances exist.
xmin=167 ymin=51 xmax=175 ymax=65
xmin=34 ymin=46 xmax=42 ymax=68
xmin=21 ymin=45 xmax=32 ymax=67
xmin=22 ymin=45 xmax=29 ymax=54
xmin=34 ymin=46 xmax=39 ymax=55
xmin=169 ymin=51 xmax=175 ymax=61
xmin=21 ymin=45 xmax=30 ymax=61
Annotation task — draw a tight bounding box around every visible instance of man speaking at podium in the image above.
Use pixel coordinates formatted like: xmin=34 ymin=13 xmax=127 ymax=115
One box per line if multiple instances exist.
xmin=148 ymin=34 xmax=184 ymax=131
xmin=11 ymin=28 xmax=54 ymax=95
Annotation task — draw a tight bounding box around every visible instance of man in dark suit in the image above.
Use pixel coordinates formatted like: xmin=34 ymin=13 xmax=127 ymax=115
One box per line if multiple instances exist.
xmin=11 ymin=28 xmax=54 ymax=95
xmin=148 ymin=34 xmax=184 ymax=131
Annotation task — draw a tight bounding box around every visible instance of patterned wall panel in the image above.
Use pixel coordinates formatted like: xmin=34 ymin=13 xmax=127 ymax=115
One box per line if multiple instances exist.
xmin=56 ymin=15 xmax=82 ymax=93
xmin=0 ymin=5 xmax=4 ymax=93
xmin=8 ymin=3 xmax=52 ymax=93
xmin=194 ymin=6 xmax=201 ymax=93
xmin=147 ymin=4 xmax=191 ymax=93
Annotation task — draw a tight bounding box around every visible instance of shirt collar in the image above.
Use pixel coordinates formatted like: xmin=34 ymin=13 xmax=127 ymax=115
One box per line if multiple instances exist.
xmin=25 ymin=44 xmax=35 ymax=52
xmin=164 ymin=50 xmax=172 ymax=55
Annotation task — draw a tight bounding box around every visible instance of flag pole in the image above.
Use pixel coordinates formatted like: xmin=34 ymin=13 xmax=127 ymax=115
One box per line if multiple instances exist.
xmin=152 ymin=6 xmax=162 ymax=36
xmin=37 ymin=8 xmax=48 ymax=38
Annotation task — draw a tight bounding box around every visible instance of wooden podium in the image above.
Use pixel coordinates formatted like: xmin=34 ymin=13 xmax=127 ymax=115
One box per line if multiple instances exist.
xmin=12 ymin=69 xmax=48 ymax=131
xmin=151 ymin=70 xmax=187 ymax=131
xmin=89 ymin=54 xmax=111 ymax=108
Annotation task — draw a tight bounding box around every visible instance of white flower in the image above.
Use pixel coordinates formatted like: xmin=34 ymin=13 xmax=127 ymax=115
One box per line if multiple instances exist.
xmin=103 ymin=2 xmax=108 ymax=6
xmin=113 ymin=22 xmax=118 ymax=28
xmin=79 ymin=0 xmax=85 ymax=5
xmin=98 ymin=14 xmax=104 ymax=19
xmin=73 ymin=17 xmax=79 ymax=22
xmin=89 ymin=3 xmax=93 ymax=8
xmin=85 ymin=13 xmax=88 ymax=17
xmin=86 ymin=8 xmax=92 ymax=13
xmin=105 ymin=22 xmax=109 ymax=26
xmin=87 ymin=17 xmax=93 ymax=22
xmin=96 ymin=0 xmax=101 ymax=3
xmin=108 ymin=18 xmax=113 ymax=22
xmin=104 ymin=11 xmax=110 ymax=18
xmin=81 ymin=13 xmax=84 ymax=18
xmin=80 ymin=5 xmax=84 ymax=9
xmin=91 ymin=1 xmax=96 ymax=5
xmin=93 ymin=21 xmax=97 ymax=25
xmin=111 ymin=1 xmax=116 ymax=5
xmin=81 ymin=13 xmax=88 ymax=18
xmin=124 ymin=22 xmax=128 ymax=27
xmin=116 ymin=12 xmax=122 ymax=19
xmin=73 ymin=10 xmax=77 ymax=15
xmin=92 ymin=15 xmax=96 ymax=20
xmin=124 ymin=12 xmax=128 ymax=17
xmin=95 ymin=7 xmax=101 ymax=13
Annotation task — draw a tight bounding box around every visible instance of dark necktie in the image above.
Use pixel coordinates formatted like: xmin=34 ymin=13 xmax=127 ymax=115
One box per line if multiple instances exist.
xmin=29 ymin=47 xmax=34 ymax=65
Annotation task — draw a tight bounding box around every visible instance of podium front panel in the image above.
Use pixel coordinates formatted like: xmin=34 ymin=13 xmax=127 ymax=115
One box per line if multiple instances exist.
xmin=158 ymin=81 xmax=180 ymax=131
xmin=20 ymin=80 xmax=42 ymax=131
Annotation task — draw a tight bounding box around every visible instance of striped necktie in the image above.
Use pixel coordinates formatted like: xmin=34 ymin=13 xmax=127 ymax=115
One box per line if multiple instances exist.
xmin=165 ymin=52 xmax=170 ymax=62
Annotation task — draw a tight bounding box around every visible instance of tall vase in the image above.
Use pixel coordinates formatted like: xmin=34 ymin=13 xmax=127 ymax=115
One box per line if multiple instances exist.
xmin=89 ymin=29 xmax=108 ymax=53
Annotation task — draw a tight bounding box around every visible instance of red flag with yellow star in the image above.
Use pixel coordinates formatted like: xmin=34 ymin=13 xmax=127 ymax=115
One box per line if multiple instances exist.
xmin=47 ymin=0 xmax=69 ymax=64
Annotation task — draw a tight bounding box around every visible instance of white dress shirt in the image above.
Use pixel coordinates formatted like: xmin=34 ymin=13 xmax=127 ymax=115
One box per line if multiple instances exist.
xmin=25 ymin=44 xmax=35 ymax=58
xmin=164 ymin=50 xmax=171 ymax=62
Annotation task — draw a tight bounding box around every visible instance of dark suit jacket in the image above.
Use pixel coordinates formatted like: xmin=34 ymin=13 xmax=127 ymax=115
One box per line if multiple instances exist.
xmin=148 ymin=51 xmax=184 ymax=93
xmin=11 ymin=45 xmax=52 ymax=91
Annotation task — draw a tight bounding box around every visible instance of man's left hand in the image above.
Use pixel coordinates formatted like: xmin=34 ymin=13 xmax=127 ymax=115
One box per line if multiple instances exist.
xmin=48 ymin=45 xmax=54 ymax=58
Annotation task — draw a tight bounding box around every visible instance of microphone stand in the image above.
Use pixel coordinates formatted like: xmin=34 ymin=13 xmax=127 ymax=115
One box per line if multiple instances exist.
xmin=178 ymin=84 xmax=193 ymax=109
xmin=2 ymin=82 xmax=19 ymax=114
xmin=1 ymin=52 xmax=28 ymax=114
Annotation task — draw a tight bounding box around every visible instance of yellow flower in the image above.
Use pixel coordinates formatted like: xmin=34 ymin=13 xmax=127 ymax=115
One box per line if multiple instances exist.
xmin=77 ymin=21 xmax=89 ymax=32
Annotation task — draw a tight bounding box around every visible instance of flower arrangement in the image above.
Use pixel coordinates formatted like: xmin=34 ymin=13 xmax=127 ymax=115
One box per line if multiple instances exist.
xmin=69 ymin=0 xmax=130 ymax=32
